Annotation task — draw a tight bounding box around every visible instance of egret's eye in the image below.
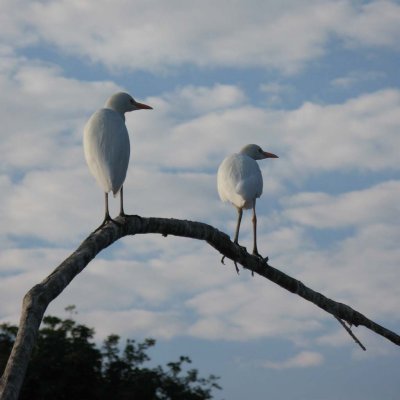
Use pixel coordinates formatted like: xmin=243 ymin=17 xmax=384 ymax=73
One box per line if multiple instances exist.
xmin=130 ymin=99 xmax=135 ymax=104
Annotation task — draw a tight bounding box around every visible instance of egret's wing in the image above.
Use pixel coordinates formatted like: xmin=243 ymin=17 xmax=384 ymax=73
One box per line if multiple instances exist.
xmin=217 ymin=154 xmax=263 ymax=209
xmin=235 ymin=156 xmax=263 ymax=200
xmin=83 ymin=108 xmax=130 ymax=194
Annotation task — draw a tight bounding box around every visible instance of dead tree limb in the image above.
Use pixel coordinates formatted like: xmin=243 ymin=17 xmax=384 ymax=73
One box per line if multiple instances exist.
xmin=1 ymin=215 xmax=399 ymax=400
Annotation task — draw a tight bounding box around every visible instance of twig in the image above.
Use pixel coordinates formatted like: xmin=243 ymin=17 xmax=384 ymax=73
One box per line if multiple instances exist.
xmin=335 ymin=316 xmax=367 ymax=351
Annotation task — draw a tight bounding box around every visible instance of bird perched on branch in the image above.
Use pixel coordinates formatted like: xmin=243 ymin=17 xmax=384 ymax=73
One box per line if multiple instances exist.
xmin=83 ymin=92 xmax=152 ymax=228
xmin=217 ymin=144 xmax=278 ymax=262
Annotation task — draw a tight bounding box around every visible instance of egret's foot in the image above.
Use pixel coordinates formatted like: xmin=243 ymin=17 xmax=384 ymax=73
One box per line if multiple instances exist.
xmin=220 ymin=256 xmax=240 ymax=274
xmin=233 ymin=241 xmax=247 ymax=251
xmin=119 ymin=212 xmax=143 ymax=221
xmin=233 ymin=261 xmax=240 ymax=274
xmin=220 ymin=241 xmax=247 ymax=274
xmin=94 ymin=215 xmax=114 ymax=232
xmin=234 ymin=241 xmax=247 ymax=254
xmin=254 ymin=253 xmax=269 ymax=263
xmin=221 ymin=256 xmax=239 ymax=275
xmin=252 ymin=249 xmax=265 ymax=260
xmin=251 ymin=250 xmax=268 ymax=276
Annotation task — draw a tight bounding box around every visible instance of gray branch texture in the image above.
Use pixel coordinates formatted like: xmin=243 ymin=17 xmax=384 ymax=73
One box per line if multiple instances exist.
xmin=1 ymin=215 xmax=399 ymax=400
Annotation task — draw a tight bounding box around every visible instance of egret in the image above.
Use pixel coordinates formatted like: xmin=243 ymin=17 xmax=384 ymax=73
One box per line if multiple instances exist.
xmin=83 ymin=92 xmax=152 ymax=228
xmin=217 ymin=144 xmax=278 ymax=264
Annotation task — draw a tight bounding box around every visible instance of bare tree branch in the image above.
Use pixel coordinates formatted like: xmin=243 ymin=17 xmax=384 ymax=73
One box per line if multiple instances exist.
xmin=1 ymin=215 xmax=399 ymax=400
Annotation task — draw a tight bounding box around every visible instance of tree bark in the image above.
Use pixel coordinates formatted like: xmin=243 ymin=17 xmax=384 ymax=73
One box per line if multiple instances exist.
xmin=1 ymin=215 xmax=399 ymax=400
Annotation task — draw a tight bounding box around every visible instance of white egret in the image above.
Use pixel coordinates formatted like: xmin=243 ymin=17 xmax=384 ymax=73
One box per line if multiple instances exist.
xmin=83 ymin=92 xmax=152 ymax=228
xmin=217 ymin=144 xmax=278 ymax=261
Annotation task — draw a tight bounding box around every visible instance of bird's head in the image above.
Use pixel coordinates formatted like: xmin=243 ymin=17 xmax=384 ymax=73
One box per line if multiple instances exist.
xmin=105 ymin=92 xmax=153 ymax=114
xmin=240 ymin=144 xmax=278 ymax=160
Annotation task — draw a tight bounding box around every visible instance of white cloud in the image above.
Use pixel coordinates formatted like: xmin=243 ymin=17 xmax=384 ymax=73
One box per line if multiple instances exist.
xmin=317 ymin=327 xmax=399 ymax=359
xmin=131 ymin=87 xmax=400 ymax=187
xmin=2 ymin=1 xmax=400 ymax=73
xmin=262 ymin=351 xmax=324 ymax=369
xmin=0 ymin=0 xmax=37 ymax=47
xmin=330 ymin=70 xmax=385 ymax=89
xmin=316 ymin=328 xmax=351 ymax=348
xmin=259 ymin=82 xmax=294 ymax=106
xmin=283 ymin=180 xmax=400 ymax=228
xmin=0 ymin=55 xmax=120 ymax=172
xmin=135 ymin=87 xmax=400 ymax=179
xmin=281 ymin=89 xmax=400 ymax=174
xmin=340 ymin=1 xmax=400 ymax=48
xmin=0 ymin=246 xmax=73 ymax=320
xmin=159 ymin=84 xmax=247 ymax=117
xmin=185 ymin=279 xmax=326 ymax=341
xmin=281 ymin=222 xmax=400 ymax=320
xmin=77 ymin=308 xmax=186 ymax=340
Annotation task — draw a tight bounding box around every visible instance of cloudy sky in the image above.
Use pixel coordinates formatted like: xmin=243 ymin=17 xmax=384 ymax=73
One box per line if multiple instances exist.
xmin=1 ymin=0 xmax=400 ymax=398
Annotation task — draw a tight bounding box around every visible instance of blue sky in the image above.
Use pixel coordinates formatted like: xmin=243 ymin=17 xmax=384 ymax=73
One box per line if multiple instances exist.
xmin=1 ymin=1 xmax=400 ymax=399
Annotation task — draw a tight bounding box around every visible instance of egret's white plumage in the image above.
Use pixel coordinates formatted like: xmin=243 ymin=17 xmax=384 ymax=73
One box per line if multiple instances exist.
xmin=217 ymin=144 xmax=278 ymax=258
xmin=83 ymin=92 xmax=152 ymax=227
xmin=218 ymin=153 xmax=263 ymax=210
xmin=84 ymin=108 xmax=130 ymax=195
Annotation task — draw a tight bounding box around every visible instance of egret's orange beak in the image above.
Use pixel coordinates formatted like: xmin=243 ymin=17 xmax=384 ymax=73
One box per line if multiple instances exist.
xmin=135 ymin=101 xmax=153 ymax=110
xmin=263 ymin=151 xmax=278 ymax=158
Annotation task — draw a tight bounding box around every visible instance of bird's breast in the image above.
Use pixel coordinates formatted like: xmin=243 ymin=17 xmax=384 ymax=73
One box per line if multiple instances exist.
xmin=217 ymin=154 xmax=263 ymax=209
xmin=83 ymin=108 xmax=131 ymax=194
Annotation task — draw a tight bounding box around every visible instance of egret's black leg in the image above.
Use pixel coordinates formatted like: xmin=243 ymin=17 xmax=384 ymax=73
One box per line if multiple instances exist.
xmin=119 ymin=186 xmax=126 ymax=217
xmin=118 ymin=185 xmax=143 ymax=222
xmin=252 ymin=200 xmax=260 ymax=256
xmin=94 ymin=193 xmax=113 ymax=231
xmin=233 ymin=207 xmax=243 ymax=245
xmin=221 ymin=208 xmax=244 ymax=273
xmin=251 ymin=200 xmax=267 ymax=267
xmin=103 ymin=192 xmax=112 ymax=223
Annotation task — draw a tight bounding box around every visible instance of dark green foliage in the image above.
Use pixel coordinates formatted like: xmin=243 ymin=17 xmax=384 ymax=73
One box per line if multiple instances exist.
xmin=0 ymin=311 xmax=220 ymax=400
xmin=0 ymin=323 xmax=17 ymax=376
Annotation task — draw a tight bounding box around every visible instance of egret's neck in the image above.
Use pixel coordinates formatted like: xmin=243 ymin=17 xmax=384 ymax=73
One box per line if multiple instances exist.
xmin=239 ymin=148 xmax=253 ymax=158
xmin=239 ymin=145 xmax=260 ymax=160
xmin=105 ymin=98 xmax=126 ymax=120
